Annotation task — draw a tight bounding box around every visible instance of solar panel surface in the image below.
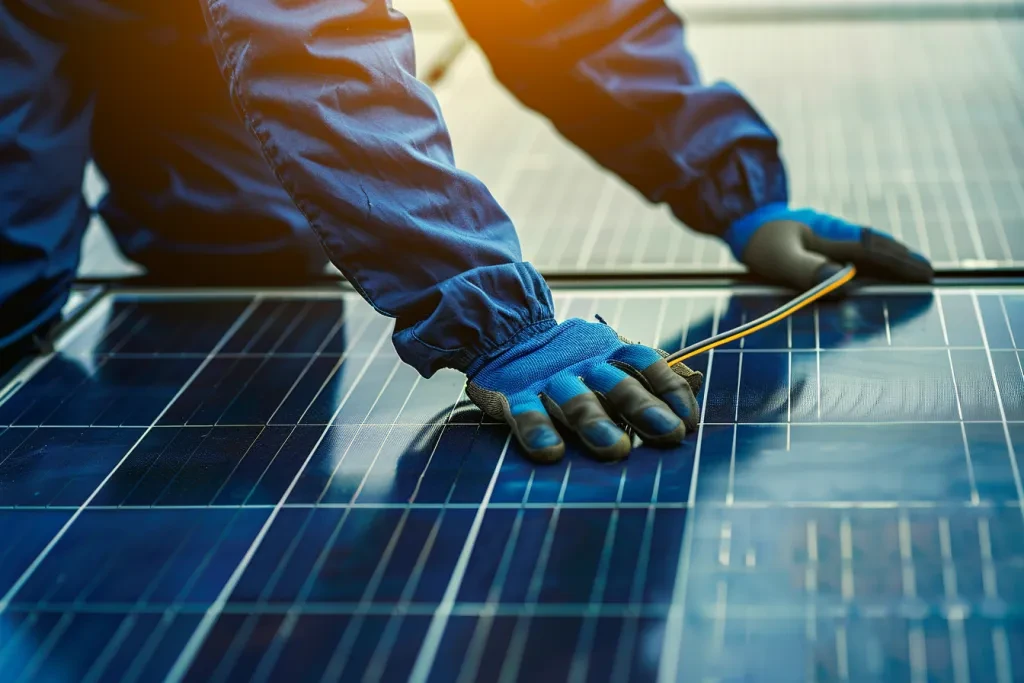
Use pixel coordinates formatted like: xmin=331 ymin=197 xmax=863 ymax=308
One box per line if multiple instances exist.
xmin=436 ymin=20 xmax=1024 ymax=274
xmin=1 ymin=286 xmax=1023 ymax=682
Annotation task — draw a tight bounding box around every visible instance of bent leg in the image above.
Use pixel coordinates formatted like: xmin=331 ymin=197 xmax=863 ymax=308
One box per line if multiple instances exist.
xmin=89 ymin=4 xmax=326 ymax=284
xmin=0 ymin=1 xmax=93 ymax=350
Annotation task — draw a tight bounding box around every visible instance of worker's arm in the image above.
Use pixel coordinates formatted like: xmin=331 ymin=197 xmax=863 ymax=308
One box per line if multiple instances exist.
xmin=450 ymin=0 xmax=783 ymax=238
xmin=452 ymin=0 xmax=932 ymax=288
xmin=197 ymin=0 xmax=555 ymax=379
xmin=198 ymin=0 xmax=702 ymax=462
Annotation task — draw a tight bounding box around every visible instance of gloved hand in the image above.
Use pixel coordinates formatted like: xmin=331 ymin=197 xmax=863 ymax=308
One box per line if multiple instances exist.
xmin=723 ymin=203 xmax=934 ymax=290
xmin=465 ymin=319 xmax=703 ymax=463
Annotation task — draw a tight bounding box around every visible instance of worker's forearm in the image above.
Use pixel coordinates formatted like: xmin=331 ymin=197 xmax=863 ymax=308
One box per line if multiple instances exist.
xmin=198 ymin=0 xmax=555 ymax=377
xmin=451 ymin=0 xmax=788 ymax=236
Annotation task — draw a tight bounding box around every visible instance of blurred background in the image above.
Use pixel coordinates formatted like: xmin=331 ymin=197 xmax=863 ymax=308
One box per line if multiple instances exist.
xmin=78 ymin=0 xmax=1024 ymax=279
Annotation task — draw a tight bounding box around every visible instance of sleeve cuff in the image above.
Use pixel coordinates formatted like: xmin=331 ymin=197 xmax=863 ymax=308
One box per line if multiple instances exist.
xmin=391 ymin=262 xmax=557 ymax=378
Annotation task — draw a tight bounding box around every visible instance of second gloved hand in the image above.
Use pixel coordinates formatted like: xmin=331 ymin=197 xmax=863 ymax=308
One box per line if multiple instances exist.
xmin=465 ymin=318 xmax=703 ymax=464
xmin=723 ymin=203 xmax=934 ymax=290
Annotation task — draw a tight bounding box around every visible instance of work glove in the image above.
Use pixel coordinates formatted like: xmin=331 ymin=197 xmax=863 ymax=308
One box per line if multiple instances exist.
xmin=465 ymin=319 xmax=703 ymax=464
xmin=723 ymin=203 xmax=934 ymax=290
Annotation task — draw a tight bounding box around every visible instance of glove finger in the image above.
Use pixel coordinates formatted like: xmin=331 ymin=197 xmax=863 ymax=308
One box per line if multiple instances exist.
xmin=812 ymin=228 xmax=933 ymax=284
xmin=507 ymin=395 xmax=566 ymax=465
xmin=542 ymin=374 xmax=632 ymax=462
xmin=582 ymin=363 xmax=688 ymax=447
xmin=636 ymin=358 xmax=701 ymax=433
xmin=609 ymin=346 xmax=701 ymax=433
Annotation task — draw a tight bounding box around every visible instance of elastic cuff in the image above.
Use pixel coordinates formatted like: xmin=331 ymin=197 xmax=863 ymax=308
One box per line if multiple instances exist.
xmin=721 ymin=201 xmax=792 ymax=260
xmin=391 ymin=262 xmax=556 ymax=378
xmin=463 ymin=318 xmax=558 ymax=379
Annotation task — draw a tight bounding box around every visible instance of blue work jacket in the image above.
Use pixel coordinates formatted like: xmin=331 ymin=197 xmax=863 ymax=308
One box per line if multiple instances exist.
xmin=202 ymin=0 xmax=788 ymax=376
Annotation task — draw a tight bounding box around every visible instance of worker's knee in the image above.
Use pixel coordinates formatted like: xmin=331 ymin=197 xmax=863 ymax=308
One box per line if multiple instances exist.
xmin=97 ymin=194 xmax=327 ymax=284
xmin=0 ymin=271 xmax=70 ymax=368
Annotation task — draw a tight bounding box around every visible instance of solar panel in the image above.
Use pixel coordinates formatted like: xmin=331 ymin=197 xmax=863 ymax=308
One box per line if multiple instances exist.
xmin=436 ymin=20 xmax=1024 ymax=273
xmin=1 ymin=285 xmax=1023 ymax=681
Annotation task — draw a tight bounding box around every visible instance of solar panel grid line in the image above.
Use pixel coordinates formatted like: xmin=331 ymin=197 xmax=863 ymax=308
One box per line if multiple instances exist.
xmin=80 ymin=613 xmax=143 ymax=683
xmin=125 ymin=612 xmax=185 ymax=683
xmin=248 ymin=509 xmax=361 ymax=677
xmin=204 ymin=313 xmax=366 ymax=504
xmin=404 ymin=389 xmax=472 ymax=505
xmin=787 ymin=316 xmax=794 ymax=445
xmin=573 ymin=176 xmax=616 ymax=270
xmin=897 ymin=513 xmax=930 ymax=683
xmin=264 ymin=307 xmax=376 ymax=423
xmin=657 ymin=297 xmax=723 ymax=683
xmin=725 ymin=309 xmax=749 ymax=506
xmin=9 ymin=497 xmax=1024 ymax=513
xmin=974 ymin=517 xmax=1015 ymax=683
xmin=163 ymin=315 xmax=398 ymax=682
xmin=13 ymin=597 xmax=1024 ymax=620
xmin=959 ymin=82 xmax=1021 ymax=264
xmin=495 ymin=465 xmax=573 ymax=683
xmin=938 ymin=293 xmax=983 ymax=504
xmin=227 ymin=309 xmax=384 ymax=507
xmin=937 ymin=518 xmax=974 ymax=683
xmin=975 ymin=292 xmax=1024 ymax=510
xmin=312 ymin=360 xmax=405 ymax=504
xmin=405 ymin=439 xmax=511 ymax=683
xmin=74 ymin=509 xmax=225 ymax=682
xmin=938 ymin=74 xmax=988 ymax=263
xmin=360 ymin=506 xmax=450 ymax=683
xmin=315 ymin=391 xmax=459 ymax=681
xmin=0 ymin=297 xmax=263 ymax=615
xmin=814 ymin=305 xmax=823 ymax=422
xmin=608 ymin=476 xmax=663 ymax=683
xmin=454 ymin=508 xmax=526 ymax=683
xmin=993 ymin=630 xmax=1016 ymax=683
xmin=473 ymin=407 xmax=574 ymax=678
xmin=568 ymin=444 xmax=632 ymax=671
xmin=18 ymin=610 xmax=75 ymax=682
xmin=0 ymin=300 xmax=133 ymax=426
xmin=204 ymin=513 xmax=324 ymax=683
xmin=313 ymin=506 xmax=413 ymax=680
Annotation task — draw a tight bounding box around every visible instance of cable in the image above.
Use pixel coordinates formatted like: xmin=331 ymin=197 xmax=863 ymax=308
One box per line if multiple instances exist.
xmin=666 ymin=264 xmax=857 ymax=366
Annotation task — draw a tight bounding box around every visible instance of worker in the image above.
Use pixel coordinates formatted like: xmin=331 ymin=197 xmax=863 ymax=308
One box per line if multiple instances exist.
xmin=0 ymin=1 xmax=932 ymax=463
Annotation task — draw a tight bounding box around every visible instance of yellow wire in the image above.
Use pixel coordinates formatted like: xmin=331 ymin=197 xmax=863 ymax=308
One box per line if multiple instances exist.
xmin=667 ymin=266 xmax=857 ymax=366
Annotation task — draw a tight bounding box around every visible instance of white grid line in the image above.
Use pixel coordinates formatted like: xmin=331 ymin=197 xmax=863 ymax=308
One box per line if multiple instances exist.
xmin=658 ymin=297 xmax=722 ymax=683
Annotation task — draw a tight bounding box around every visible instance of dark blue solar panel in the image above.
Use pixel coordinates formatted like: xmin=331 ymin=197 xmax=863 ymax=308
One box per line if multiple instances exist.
xmin=1 ymin=288 xmax=1024 ymax=682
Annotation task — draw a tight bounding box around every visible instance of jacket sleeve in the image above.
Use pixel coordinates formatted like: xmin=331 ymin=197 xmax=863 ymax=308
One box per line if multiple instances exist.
xmin=449 ymin=0 xmax=789 ymax=237
xmin=198 ymin=0 xmax=555 ymax=378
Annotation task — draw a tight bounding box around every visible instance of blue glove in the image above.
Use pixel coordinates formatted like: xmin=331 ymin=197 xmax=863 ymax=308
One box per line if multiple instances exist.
xmin=465 ymin=319 xmax=703 ymax=463
xmin=723 ymin=203 xmax=934 ymax=290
